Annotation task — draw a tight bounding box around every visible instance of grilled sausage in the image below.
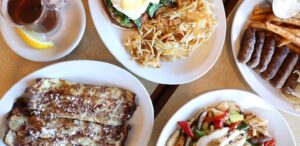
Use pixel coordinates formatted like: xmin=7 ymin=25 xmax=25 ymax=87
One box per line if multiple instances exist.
xmin=282 ymin=60 xmax=300 ymax=94
xmin=270 ymin=52 xmax=299 ymax=88
xmin=261 ymin=46 xmax=289 ymax=80
xmin=247 ymin=30 xmax=266 ymax=68
xmin=255 ymin=36 xmax=276 ymax=73
xmin=238 ymin=28 xmax=256 ymax=63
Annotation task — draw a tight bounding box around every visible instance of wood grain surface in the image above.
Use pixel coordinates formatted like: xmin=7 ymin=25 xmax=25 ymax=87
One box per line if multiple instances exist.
xmin=0 ymin=0 xmax=158 ymax=98
xmin=0 ymin=0 xmax=299 ymax=146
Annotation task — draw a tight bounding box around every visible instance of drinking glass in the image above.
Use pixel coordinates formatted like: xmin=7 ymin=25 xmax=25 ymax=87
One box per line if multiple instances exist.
xmin=0 ymin=0 xmax=67 ymax=34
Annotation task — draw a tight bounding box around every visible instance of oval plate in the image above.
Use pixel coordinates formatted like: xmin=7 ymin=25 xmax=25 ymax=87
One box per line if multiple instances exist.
xmin=0 ymin=60 xmax=154 ymax=146
xmin=88 ymin=0 xmax=226 ymax=84
xmin=0 ymin=0 xmax=86 ymax=62
xmin=157 ymin=89 xmax=296 ymax=146
xmin=231 ymin=0 xmax=300 ymax=115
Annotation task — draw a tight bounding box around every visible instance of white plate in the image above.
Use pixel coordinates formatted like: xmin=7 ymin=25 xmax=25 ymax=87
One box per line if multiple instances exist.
xmin=231 ymin=0 xmax=300 ymax=116
xmin=88 ymin=0 xmax=226 ymax=84
xmin=0 ymin=60 xmax=154 ymax=146
xmin=157 ymin=89 xmax=296 ymax=146
xmin=0 ymin=0 xmax=86 ymax=62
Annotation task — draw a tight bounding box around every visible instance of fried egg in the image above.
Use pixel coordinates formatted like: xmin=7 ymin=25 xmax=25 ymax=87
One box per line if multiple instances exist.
xmin=111 ymin=0 xmax=159 ymax=20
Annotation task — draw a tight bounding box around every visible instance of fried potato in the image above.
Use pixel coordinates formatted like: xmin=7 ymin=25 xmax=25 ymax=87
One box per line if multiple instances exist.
xmin=287 ymin=44 xmax=300 ymax=55
xmin=284 ymin=27 xmax=300 ymax=37
xmin=267 ymin=15 xmax=300 ymax=27
xmin=250 ymin=22 xmax=267 ymax=29
xmin=250 ymin=22 xmax=300 ymax=44
xmin=250 ymin=14 xmax=269 ymax=21
xmin=272 ymin=34 xmax=292 ymax=47
xmin=253 ymin=7 xmax=272 ymax=15
xmin=266 ymin=22 xmax=300 ymax=47
xmin=277 ymin=38 xmax=291 ymax=47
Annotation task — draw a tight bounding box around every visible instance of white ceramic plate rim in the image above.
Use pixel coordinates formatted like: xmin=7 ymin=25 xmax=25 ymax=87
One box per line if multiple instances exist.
xmin=156 ymin=89 xmax=296 ymax=146
xmin=0 ymin=60 xmax=154 ymax=146
xmin=0 ymin=0 xmax=86 ymax=62
xmin=230 ymin=0 xmax=300 ymax=116
xmin=88 ymin=0 xmax=226 ymax=84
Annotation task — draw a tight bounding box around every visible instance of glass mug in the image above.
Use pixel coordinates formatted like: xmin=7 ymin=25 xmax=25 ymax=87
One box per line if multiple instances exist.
xmin=0 ymin=0 xmax=67 ymax=34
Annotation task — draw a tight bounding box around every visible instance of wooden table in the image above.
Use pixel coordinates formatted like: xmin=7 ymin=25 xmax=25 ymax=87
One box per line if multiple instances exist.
xmin=149 ymin=0 xmax=300 ymax=145
xmin=0 ymin=0 xmax=299 ymax=146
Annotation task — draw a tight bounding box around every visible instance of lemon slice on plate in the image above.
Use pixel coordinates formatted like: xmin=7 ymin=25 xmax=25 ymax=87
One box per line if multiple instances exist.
xmin=16 ymin=28 xmax=54 ymax=50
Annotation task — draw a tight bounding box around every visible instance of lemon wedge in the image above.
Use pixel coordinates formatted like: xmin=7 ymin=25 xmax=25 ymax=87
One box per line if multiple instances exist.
xmin=16 ymin=28 xmax=54 ymax=50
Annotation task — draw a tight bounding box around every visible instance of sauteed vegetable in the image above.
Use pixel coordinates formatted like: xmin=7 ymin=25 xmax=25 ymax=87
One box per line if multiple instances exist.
xmin=167 ymin=102 xmax=275 ymax=146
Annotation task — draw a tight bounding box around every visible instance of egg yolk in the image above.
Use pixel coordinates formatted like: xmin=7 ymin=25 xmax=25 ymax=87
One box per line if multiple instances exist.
xmin=121 ymin=0 xmax=144 ymax=10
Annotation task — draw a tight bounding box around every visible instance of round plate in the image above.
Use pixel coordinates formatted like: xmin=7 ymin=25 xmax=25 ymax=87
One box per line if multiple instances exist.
xmin=0 ymin=0 xmax=86 ymax=62
xmin=0 ymin=60 xmax=154 ymax=146
xmin=157 ymin=89 xmax=296 ymax=146
xmin=88 ymin=0 xmax=226 ymax=84
xmin=231 ymin=0 xmax=300 ymax=115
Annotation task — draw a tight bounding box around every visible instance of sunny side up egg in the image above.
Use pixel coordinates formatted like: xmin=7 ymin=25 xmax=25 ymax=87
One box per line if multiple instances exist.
xmin=111 ymin=0 xmax=160 ymax=20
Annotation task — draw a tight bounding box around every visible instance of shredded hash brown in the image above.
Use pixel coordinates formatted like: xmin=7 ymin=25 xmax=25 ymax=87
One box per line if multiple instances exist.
xmin=125 ymin=0 xmax=218 ymax=67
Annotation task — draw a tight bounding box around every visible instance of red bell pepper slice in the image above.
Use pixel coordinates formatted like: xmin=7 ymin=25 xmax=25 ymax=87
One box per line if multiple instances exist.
xmin=177 ymin=121 xmax=194 ymax=138
xmin=213 ymin=120 xmax=223 ymax=129
xmin=205 ymin=110 xmax=229 ymax=123
xmin=228 ymin=121 xmax=241 ymax=130
xmin=264 ymin=138 xmax=276 ymax=146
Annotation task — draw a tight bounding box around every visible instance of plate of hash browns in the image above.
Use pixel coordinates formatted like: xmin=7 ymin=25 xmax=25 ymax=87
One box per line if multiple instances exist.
xmin=89 ymin=0 xmax=226 ymax=84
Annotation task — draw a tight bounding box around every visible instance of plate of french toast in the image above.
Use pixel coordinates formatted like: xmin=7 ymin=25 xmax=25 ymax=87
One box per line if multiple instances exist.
xmin=231 ymin=0 xmax=300 ymax=115
xmin=0 ymin=60 xmax=154 ymax=146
